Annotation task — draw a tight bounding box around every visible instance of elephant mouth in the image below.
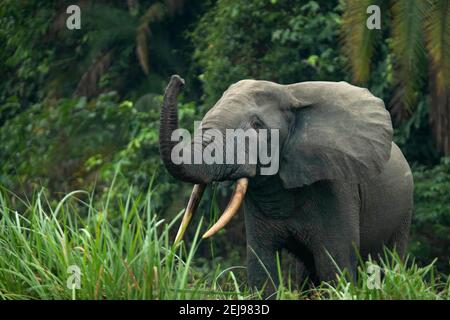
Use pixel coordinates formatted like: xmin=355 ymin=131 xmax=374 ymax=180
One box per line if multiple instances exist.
xmin=173 ymin=177 xmax=249 ymax=245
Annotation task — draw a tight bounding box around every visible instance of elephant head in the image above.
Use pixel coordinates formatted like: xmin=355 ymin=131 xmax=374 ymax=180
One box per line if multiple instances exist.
xmin=159 ymin=75 xmax=393 ymax=243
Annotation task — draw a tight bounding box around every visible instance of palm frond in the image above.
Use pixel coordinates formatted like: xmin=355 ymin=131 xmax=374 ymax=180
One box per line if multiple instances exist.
xmin=424 ymin=0 xmax=450 ymax=155
xmin=424 ymin=0 xmax=450 ymax=93
xmin=391 ymin=0 xmax=427 ymax=111
xmin=341 ymin=0 xmax=379 ymax=83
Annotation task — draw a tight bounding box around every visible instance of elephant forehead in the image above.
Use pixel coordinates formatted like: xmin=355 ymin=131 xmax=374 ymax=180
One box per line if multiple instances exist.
xmin=229 ymin=79 xmax=280 ymax=91
xmin=202 ymin=101 xmax=254 ymax=128
xmin=225 ymin=80 xmax=288 ymax=106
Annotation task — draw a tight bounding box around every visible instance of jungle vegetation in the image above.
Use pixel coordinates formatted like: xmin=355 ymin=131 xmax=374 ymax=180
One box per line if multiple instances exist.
xmin=0 ymin=0 xmax=449 ymax=299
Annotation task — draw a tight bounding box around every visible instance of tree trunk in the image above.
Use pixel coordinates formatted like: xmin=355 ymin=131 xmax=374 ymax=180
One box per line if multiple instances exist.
xmin=429 ymin=68 xmax=450 ymax=156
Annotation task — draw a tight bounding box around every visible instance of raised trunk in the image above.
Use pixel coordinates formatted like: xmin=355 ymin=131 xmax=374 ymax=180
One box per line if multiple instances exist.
xmin=159 ymin=75 xmax=216 ymax=183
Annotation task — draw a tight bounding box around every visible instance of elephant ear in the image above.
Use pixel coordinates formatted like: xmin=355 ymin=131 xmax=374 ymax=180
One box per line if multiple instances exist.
xmin=279 ymin=81 xmax=393 ymax=189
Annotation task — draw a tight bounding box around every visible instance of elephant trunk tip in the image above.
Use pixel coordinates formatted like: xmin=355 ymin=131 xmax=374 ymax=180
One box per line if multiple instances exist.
xmin=171 ymin=74 xmax=185 ymax=86
xmin=165 ymin=75 xmax=185 ymax=95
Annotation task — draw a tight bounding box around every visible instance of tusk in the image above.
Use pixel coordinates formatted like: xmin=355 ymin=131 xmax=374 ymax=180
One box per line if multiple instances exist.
xmin=202 ymin=178 xmax=248 ymax=239
xmin=174 ymin=184 xmax=206 ymax=245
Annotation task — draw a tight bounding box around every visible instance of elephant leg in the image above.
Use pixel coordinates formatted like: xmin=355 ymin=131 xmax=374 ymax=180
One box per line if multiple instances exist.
xmin=246 ymin=240 xmax=280 ymax=298
xmin=305 ymin=181 xmax=361 ymax=284
xmin=387 ymin=212 xmax=412 ymax=260
xmin=284 ymin=239 xmax=317 ymax=285
xmin=244 ymin=211 xmax=284 ymax=298
xmin=312 ymin=240 xmax=358 ymax=284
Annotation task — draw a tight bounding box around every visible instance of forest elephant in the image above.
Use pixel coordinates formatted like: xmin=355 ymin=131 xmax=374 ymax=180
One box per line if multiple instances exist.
xmin=158 ymin=75 xmax=414 ymax=296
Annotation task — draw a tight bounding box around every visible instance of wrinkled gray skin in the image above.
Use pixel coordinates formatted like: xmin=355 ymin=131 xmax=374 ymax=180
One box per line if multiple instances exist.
xmin=159 ymin=75 xmax=414 ymax=296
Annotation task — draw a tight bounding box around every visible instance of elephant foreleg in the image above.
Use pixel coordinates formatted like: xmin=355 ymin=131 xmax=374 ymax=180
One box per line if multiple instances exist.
xmin=312 ymin=241 xmax=358 ymax=284
xmin=246 ymin=241 xmax=280 ymax=298
xmin=244 ymin=209 xmax=284 ymax=298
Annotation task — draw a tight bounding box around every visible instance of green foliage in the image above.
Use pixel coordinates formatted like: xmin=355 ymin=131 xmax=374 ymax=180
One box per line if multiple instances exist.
xmin=394 ymin=99 xmax=440 ymax=164
xmin=1 ymin=93 xmax=130 ymax=191
xmin=410 ymin=158 xmax=450 ymax=273
xmin=0 ymin=185 xmax=223 ymax=299
xmin=0 ymin=0 xmax=448 ymax=300
xmin=0 ymin=92 xmax=196 ymax=210
xmin=391 ymin=0 xmax=427 ymax=109
xmin=192 ymin=0 xmax=347 ymax=107
xmin=0 ymin=187 xmax=447 ymax=300
xmin=341 ymin=0 xmax=450 ymax=116
xmin=0 ymin=0 xmax=202 ymax=122
xmin=0 ymin=1 xmax=55 ymax=121
xmin=96 ymin=94 xmax=197 ymax=209
xmin=340 ymin=0 xmax=382 ymax=83
xmin=317 ymin=251 xmax=449 ymax=300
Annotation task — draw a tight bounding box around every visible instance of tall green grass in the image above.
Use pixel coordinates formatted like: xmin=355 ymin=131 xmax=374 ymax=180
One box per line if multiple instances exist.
xmin=316 ymin=253 xmax=449 ymax=300
xmin=0 ymin=185 xmax=448 ymax=300
xmin=0 ymin=186 xmax=242 ymax=300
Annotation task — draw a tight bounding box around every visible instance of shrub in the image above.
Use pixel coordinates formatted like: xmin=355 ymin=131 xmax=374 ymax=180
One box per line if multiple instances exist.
xmin=410 ymin=158 xmax=450 ymax=273
xmin=0 ymin=91 xmax=196 ymax=211
xmin=192 ymin=0 xmax=348 ymax=108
